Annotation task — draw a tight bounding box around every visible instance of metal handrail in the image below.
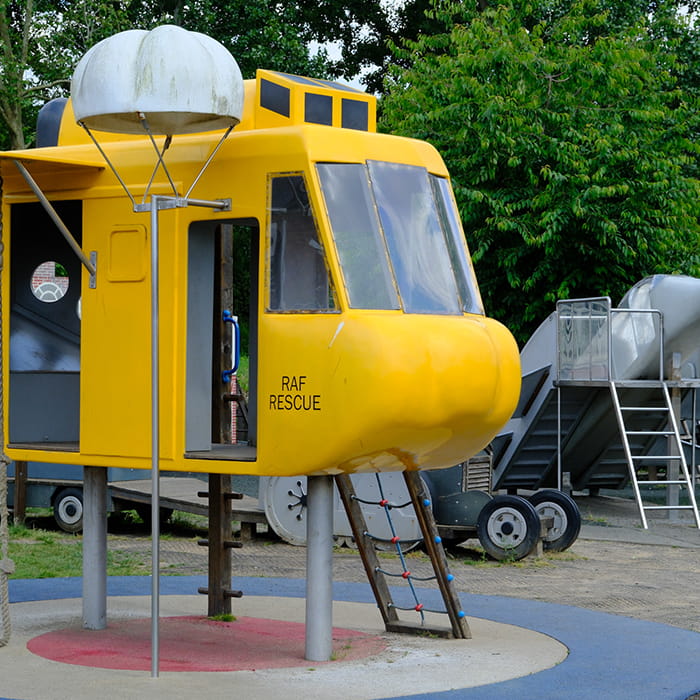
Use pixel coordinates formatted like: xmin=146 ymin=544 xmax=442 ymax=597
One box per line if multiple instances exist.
xmin=556 ymin=296 xmax=665 ymax=382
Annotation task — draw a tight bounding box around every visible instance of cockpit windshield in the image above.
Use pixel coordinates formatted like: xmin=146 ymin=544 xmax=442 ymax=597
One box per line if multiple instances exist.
xmin=316 ymin=161 xmax=483 ymax=315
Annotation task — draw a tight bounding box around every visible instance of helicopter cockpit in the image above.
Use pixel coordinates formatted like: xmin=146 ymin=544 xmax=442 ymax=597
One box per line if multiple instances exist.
xmin=316 ymin=161 xmax=482 ymax=316
xmin=0 ymin=69 xmax=520 ymax=480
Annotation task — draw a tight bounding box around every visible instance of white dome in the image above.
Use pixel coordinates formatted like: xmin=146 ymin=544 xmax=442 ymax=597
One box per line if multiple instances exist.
xmin=71 ymin=25 xmax=244 ymax=135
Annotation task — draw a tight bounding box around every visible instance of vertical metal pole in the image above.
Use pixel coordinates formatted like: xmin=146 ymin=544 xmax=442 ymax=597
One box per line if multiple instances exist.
xmin=305 ymin=475 xmax=334 ymax=661
xmin=667 ymin=353 xmax=681 ymax=522
xmin=555 ymin=306 xmax=563 ymax=492
xmin=82 ymin=466 xmax=107 ymax=630
xmin=557 ymin=386 xmax=562 ymax=492
xmin=693 ymin=387 xmax=698 ymax=487
xmin=150 ymin=196 xmax=160 ymax=678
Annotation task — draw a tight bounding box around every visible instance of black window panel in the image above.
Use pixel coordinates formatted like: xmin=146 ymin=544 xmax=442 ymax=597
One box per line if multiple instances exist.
xmin=36 ymin=97 xmax=68 ymax=147
xmin=305 ymin=93 xmax=333 ymax=126
xmin=260 ymin=79 xmax=290 ymax=117
xmin=341 ymin=99 xmax=369 ymax=131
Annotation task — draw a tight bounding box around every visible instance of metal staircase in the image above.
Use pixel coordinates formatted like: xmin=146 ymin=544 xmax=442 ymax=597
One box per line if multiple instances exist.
xmin=610 ymin=380 xmax=700 ymax=529
xmin=492 ymin=286 xmax=700 ymax=530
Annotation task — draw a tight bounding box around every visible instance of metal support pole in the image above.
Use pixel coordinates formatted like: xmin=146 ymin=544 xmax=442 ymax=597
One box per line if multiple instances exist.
xmin=667 ymin=353 xmax=681 ymax=522
xmin=556 ymin=386 xmax=562 ymax=492
xmin=82 ymin=466 xmax=107 ymax=630
xmin=693 ymin=387 xmax=698 ymax=487
xmin=305 ymin=475 xmax=334 ymax=662
xmin=150 ymin=196 xmax=161 ymax=678
xmin=13 ymin=160 xmax=97 ymax=280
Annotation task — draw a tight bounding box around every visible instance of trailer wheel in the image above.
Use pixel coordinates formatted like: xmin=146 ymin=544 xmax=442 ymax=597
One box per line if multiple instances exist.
xmin=53 ymin=488 xmax=84 ymax=533
xmin=477 ymin=495 xmax=539 ymax=561
xmin=528 ymin=490 xmax=581 ymax=552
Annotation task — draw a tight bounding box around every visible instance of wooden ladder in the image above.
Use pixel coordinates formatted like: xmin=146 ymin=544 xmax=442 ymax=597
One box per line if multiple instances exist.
xmin=335 ymin=471 xmax=471 ymax=639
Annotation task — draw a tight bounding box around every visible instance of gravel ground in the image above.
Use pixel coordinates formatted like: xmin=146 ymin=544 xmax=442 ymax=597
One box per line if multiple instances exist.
xmin=107 ymin=493 xmax=700 ymax=634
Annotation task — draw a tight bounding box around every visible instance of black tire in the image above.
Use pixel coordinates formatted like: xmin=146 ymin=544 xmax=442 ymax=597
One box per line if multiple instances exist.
xmin=528 ymin=490 xmax=581 ymax=552
xmin=476 ymin=495 xmax=540 ymax=561
xmin=53 ymin=487 xmax=84 ymax=533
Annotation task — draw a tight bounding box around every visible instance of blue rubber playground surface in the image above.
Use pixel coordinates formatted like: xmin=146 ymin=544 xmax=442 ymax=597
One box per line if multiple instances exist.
xmin=6 ymin=574 xmax=700 ymax=700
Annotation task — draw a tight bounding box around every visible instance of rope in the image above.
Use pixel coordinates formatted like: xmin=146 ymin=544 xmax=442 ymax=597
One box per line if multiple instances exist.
xmin=0 ymin=180 xmax=14 ymax=646
xmin=374 ymin=474 xmax=426 ymax=624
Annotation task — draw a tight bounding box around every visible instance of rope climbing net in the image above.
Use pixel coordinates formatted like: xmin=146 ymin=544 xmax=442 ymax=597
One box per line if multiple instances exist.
xmin=356 ymin=474 xmax=465 ymax=625
xmin=0 ymin=197 xmax=14 ymax=647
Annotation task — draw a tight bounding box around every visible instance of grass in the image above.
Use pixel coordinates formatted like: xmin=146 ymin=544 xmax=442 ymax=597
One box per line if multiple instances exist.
xmin=8 ymin=522 xmax=150 ymax=579
xmin=448 ymin=542 xmax=585 ymax=568
xmin=236 ymin=355 xmax=249 ymax=395
xmin=209 ymin=613 xmax=236 ymax=622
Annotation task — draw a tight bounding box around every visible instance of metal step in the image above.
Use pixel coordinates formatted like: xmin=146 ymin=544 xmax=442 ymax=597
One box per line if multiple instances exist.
xmin=641 ymin=479 xmax=691 ymax=486
xmin=644 ymin=505 xmax=697 ymax=511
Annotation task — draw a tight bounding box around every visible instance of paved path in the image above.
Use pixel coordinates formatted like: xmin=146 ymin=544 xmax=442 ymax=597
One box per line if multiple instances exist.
xmin=4 ymin=493 xmax=700 ymax=699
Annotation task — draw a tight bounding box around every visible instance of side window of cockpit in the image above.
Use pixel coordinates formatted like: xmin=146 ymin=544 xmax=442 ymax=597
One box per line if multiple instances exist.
xmin=316 ymin=163 xmax=400 ymax=310
xmin=268 ymin=175 xmax=337 ymax=312
xmin=430 ymin=176 xmax=484 ymax=315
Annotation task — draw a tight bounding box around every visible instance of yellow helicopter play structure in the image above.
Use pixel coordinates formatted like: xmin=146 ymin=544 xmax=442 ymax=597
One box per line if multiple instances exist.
xmin=0 ymin=24 xmax=523 ymax=670
xmin=0 ymin=60 xmax=519 ymax=482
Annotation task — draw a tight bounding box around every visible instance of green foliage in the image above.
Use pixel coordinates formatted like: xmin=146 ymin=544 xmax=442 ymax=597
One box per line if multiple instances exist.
xmin=0 ymin=0 xmax=133 ymax=149
xmin=0 ymin=1 xmax=447 ymax=148
xmin=381 ymin=1 xmax=700 ymax=343
xmin=129 ymin=0 xmax=444 ymax=91
xmin=209 ymin=613 xmax=236 ymax=622
xmin=144 ymin=1 xmax=334 ymax=79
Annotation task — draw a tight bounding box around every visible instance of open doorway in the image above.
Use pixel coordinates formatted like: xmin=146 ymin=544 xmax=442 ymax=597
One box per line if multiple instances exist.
xmin=186 ymin=219 xmax=258 ymax=460
xmin=8 ymin=200 xmax=82 ymax=449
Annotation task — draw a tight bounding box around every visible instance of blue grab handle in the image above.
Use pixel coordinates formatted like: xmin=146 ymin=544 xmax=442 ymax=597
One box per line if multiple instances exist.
xmin=222 ymin=310 xmax=240 ymax=383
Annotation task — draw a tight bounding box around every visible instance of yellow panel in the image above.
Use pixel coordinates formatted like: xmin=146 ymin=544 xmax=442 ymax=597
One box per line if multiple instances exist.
xmin=80 ymin=198 xmax=155 ymax=460
xmin=108 ymin=226 xmax=147 ymax=282
xmin=252 ymin=312 xmax=520 ymax=476
xmin=1 ymin=88 xmax=519 ymax=478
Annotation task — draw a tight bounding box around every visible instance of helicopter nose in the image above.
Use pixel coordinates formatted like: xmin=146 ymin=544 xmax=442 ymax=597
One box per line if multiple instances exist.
xmin=338 ymin=313 xmax=521 ymax=471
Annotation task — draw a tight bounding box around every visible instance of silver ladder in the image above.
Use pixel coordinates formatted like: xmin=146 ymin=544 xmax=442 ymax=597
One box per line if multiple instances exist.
xmin=609 ymin=381 xmax=700 ymax=529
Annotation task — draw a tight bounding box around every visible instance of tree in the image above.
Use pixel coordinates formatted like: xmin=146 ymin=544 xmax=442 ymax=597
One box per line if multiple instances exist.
xmin=0 ymin=1 xmax=448 ymax=149
xmin=0 ymin=0 xmax=345 ymax=150
xmin=0 ymin=0 xmax=451 ymax=151
xmin=125 ymin=0 xmax=443 ymax=91
xmin=380 ymin=1 xmax=700 ymax=344
xmin=0 ymin=0 xmax=57 ymax=149
xmin=0 ymin=0 xmax=131 ymax=149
